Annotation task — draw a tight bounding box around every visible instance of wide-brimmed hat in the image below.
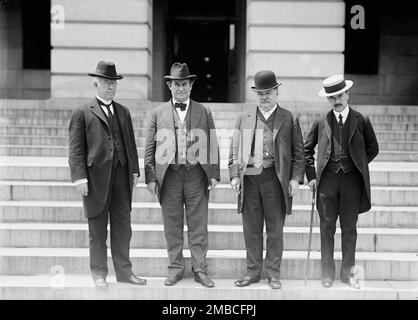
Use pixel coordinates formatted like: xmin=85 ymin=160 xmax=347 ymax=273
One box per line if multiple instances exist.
xmin=88 ymin=61 xmax=123 ymax=80
xmin=164 ymin=62 xmax=197 ymax=81
xmin=251 ymin=70 xmax=282 ymax=92
xmin=319 ymin=74 xmax=353 ymax=97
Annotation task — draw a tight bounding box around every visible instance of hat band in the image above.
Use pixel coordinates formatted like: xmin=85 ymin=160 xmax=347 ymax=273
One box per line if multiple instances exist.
xmin=324 ymin=80 xmax=346 ymax=94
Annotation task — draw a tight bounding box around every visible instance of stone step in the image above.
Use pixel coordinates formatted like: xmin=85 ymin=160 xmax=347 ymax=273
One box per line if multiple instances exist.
xmin=1 ymin=181 xmax=417 ymax=206
xmin=1 ymin=135 xmax=418 ymax=152
xmin=1 ymin=247 xmax=417 ymax=280
xmin=1 ymin=145 xmax=417 ymax=161
xmin=2 ymin=107 xmax=418 ymax=122
xmin=1 ymin=201 xmax=416 ymax=228
xmin=1 ymin=158 xmax=417 ymax=186
xmin=1 ymin=223 xmax=417 ymax=252
xmin=3 ymin=116 xmax=418 ymax=132
xmin=2 ymin=125 xmax=417 ymax=142
xmin=1 ymin=275 xmax=416 ymax=300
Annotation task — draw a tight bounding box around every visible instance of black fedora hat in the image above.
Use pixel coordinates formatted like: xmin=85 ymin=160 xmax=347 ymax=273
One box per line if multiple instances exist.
xmin=251 ymin=70 xmax=282 ymax=92
xmin=88 ymin=61 xmax=123 ymax=80
xmin=164 ymin=62 xmax=197 ymax=81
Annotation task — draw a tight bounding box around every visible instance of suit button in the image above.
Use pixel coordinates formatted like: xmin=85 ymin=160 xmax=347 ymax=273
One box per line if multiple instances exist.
xmin=108 ymin=137 xmax=111 ymax=140
xmin=110 ymin=149 xmax=113 ymax=152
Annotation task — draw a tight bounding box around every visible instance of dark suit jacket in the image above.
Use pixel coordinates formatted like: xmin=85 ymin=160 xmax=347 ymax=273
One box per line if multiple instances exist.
xmin=304 ymin=107 xmax=379 ymax=214
xmin=144 ymin=100 xmax=220 ymax=201
xmin=228 ymin=105 xmax=305 ymax=214
xmin=68 ymin=98 xmax=140 ymax=218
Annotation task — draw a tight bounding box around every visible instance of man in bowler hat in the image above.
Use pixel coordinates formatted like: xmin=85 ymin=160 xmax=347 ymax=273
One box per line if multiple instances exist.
xmin=229 ymin=70 xmax=305 ymax=289
xmin=144 ymin=62 xmax=220 ymax=288
xmin=68 ymin=61 xmax=146 ymax=288
xmin=304 ymin=74 xmax=379 ymax=288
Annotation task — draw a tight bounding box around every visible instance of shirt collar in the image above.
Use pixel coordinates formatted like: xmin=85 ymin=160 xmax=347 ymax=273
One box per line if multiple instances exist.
xmin=333 ymin=105 xmax=350 ymax=123
xmin=96 ymin=95 xmax=113 ymax=106
xmin=258 ymin=104 xmax=278 ymax=120
xmin=172 ymin=98 xmax=190 ymax=110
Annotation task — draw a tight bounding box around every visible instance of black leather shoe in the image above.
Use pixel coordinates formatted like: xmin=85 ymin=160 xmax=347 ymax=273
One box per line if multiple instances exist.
xmin=194 ymin=272 xmax=215 ymax=288
xmin=117 ymin=274 xmax=147 ymax=285
xmin=321 ymin=277 xmax=334 ymax=288
xmin=94 ymin=278 xmax=108 ymax=288
xmin=342 ymin=277 xmax=360 ymax=289
xmin=267 ymin=277 xmax=282 ymax=289
xmin=234 ymin=276 xmax=260 ymax=287
xmin=165 ymin=274 xmax=183 ymax=286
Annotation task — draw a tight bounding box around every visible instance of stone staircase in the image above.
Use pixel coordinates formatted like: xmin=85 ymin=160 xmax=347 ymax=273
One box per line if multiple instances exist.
xmin=0 ymin=100 xmax=417 ymax=300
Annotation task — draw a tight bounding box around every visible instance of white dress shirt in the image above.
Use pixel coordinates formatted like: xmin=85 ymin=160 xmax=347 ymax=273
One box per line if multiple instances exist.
xmin=333 ymin=105 xmax=350 ymax=125
xmin=172 ymin=98 xmax=190 ymax=122
xmin=258 ymin=103 xmax=278 ymax=120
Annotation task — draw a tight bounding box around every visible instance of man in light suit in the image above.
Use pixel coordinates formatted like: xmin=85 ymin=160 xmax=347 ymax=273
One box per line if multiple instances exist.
xmin=68 ymin=61 xmax=146 ymax=288
xmin=305 ymin=74 xmax=379 ymax=289
xmin=229 ymin=70 xmax=305 ymax=289
xmin=144 ymin=62 xmax=220 ymax=288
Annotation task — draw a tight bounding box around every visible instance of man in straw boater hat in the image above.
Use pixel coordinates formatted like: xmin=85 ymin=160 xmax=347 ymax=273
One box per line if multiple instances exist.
xmin=69 ymin=61 xmax=146 ymax=288
xmin=228 ymin=70 xmax=305 ymax=289
xmin=144 ymin=62 xmax=220 ymax=287
xmin=304 ymin=74 xmax=379 ymax=289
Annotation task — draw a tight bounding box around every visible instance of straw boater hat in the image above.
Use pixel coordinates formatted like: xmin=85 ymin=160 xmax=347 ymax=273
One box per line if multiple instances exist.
xmin=88 ymin=61 xmax=123 ymax=80
xmin=251 ymin=70 xmax=282 ymax=92
xmin=164 ymin=62 xmax=197 ymax=81
xmin=318 ymin=74 xmax=353 ymax=97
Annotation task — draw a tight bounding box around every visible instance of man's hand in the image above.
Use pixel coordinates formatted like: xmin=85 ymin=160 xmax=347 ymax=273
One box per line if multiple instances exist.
xmin=133 ymin=174 xmax=139 ymax=187
xmin=76 ymin=182 xmax=89 ymax=197
xmin=147 ymin=181 xmax=158 ymax=196
xmin=230 ymin=177 xmax=241 ymax=193
xmin=208 ymin=178 xmax=218 ymax=190
xmin=288 ymin=179 xmax=299 ymax=197
xmin=308 ymin=179 xmax=317 ymax=193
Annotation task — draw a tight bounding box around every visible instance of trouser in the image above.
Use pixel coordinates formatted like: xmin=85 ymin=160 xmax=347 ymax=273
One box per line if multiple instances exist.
xmin=242 ymin=167 xmax=286 ymax=279
xmin=88 ymin=163 xmax=133 ymax=280
xmin=317 ymin=169 xmax=362 ymax=281
xmin=160 ymin=164 xmax=209 ymax=276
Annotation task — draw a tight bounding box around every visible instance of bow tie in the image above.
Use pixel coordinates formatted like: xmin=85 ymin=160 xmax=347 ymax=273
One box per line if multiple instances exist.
xmin=174 ymin=102 xmax=187 ymax=111
xmin=97 ymin=99 xmax=112 ymax=108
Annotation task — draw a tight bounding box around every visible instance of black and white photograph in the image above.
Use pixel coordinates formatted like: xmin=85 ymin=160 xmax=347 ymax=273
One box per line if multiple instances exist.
xmin=0 ymin=0 xmax=417 ymax=309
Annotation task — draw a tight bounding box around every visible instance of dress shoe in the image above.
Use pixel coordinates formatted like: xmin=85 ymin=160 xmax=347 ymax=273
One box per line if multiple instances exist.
xmin=117 ymin=274 xmax=147 ymax=285
xmin=94 ymin=278 xmax=108 ymax=288
xmin=267 ymin=277 xmax=282 ymax=289
xmin=165 ymin=274 xmax=183 ymax=286
xmin=194 ymin=272 xmax=215 ymax=288
xmin=234 ymin=276 xmax=260 ymax=287
xmin=342 ymin=277 xmax=360 ymax=289
xmin=321 ymin=277 xmax=334 ymax=288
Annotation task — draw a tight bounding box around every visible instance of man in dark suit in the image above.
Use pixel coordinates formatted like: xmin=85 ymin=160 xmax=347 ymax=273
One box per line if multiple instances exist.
xmin=68 ymin=61 xmax=146 ymax=288
xmin=304 ymin=74 xmax=379 ymax=289
xmin=229 ymin=70 xmax=305 ymax=289
xmin=144 ymin=62 xmax=220 ymax=288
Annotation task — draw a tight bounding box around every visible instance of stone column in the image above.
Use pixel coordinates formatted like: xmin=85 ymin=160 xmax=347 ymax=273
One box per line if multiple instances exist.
xmin=50 ymin=0 xmax=152 ymax=99
xmin=246 ymin=0 xmax=345 ymax=103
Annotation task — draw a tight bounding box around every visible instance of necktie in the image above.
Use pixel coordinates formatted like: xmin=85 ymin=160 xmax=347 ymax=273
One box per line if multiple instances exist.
xmin=174 ymin=102 xmax=187 ymax=111
xmin=338 ymin=114 xmax=343 ymax=126
xmin=98 ymin=100 xmax=113 ymax=120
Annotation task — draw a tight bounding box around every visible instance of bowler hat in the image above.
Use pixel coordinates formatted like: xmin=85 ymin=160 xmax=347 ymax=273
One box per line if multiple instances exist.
xmin=88 ymin=61 xmax=123 ymax=80
xmin=164 ymin=62 xmax=197 ymax=81
xmin=319 ymin=74 xmax=353 ymax=97
xmin=251 ymin=70 xmax=282 ymax=92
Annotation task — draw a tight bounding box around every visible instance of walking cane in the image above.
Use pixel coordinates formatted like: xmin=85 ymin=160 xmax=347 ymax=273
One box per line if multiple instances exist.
xmin=304 ymin=185 xmax=316 ymax=286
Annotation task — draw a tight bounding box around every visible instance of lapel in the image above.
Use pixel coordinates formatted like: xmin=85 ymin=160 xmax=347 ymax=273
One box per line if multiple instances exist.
xmin=90 ymin=99 xmax=109 ymax=130
xmin=112 ymin=101 xmax=125 ymax=128
xmin=162 ymin=101 xmax=176 ymax=147
xmin=241 ymin=106 xmax=258 ymax=161
xmin=272 ymin=105 xmax=287 ymax=141
xmin=324 ymin=110 xmax=333 ymax=142
xmin=189 ymin=100 xmax=202 ymax=130
xmin=347 ymin=107 xmax=358 ymax=142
